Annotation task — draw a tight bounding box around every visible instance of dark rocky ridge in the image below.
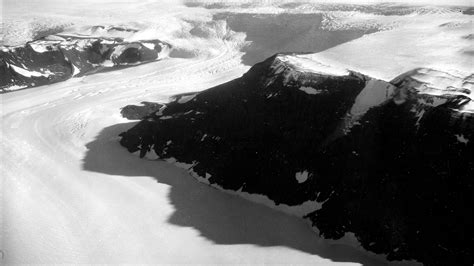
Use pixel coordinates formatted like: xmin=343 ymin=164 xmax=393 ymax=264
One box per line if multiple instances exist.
xmin=121 ymin=101 xmax=164 ymax=120
xmin=0 ymin=28 xmax=171 ymax=93
xmin=119 ymin=54 xmax=473 ymax=265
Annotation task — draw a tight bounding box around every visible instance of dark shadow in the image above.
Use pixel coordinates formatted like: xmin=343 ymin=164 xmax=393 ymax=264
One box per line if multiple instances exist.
xmin=82 ymin=122 xmax=403 ymax=265
xmin=462 ymin=7 xmax=474 ymax=15
xmin=462 ymin=50 xmax=474 ymax=56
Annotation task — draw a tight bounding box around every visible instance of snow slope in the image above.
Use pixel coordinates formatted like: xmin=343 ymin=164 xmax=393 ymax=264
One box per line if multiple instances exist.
xmin=311 ymin=10 xmax=473 ymax=81
xmin=3 ymin=51 xmax=346 ymax=265
xmin=1 ymin=0 xmax=472 ymax=264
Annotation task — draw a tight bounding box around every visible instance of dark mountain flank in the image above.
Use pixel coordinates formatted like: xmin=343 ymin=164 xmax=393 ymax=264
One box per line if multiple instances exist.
xmin=119 ymin=54 xmax=474 ymax=265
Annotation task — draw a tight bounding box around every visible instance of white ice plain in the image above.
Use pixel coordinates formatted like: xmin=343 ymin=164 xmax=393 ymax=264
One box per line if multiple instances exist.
xmin=1 ymin=0 xmax=472 ymax=264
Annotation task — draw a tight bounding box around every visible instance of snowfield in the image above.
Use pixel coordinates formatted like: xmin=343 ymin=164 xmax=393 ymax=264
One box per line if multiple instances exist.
xmin=1 ymin=0 xmax=472 ymax=264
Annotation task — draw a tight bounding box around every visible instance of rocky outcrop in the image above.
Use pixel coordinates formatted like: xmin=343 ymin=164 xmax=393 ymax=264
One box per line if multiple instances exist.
xmin=0 ymin=27 xmax=171 ymax=93
xmin=121 ymin=102 xmax=164 ymax=120
xmin=119 ymin=54 xmax=473 ymax=265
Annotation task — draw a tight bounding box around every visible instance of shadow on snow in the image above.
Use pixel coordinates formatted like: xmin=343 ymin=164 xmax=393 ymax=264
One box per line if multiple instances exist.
xmin=82 ymin=122 xmax=388 ymax=266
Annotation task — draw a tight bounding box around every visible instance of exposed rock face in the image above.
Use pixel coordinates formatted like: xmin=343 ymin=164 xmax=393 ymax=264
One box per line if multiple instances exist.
xmin=121 ymin=102 xmax=164 ymax=120
xmin=0 ymin=27 xmax=171 ymax=92
xmin=119 ymin=54 xmax=473 ymax=265
xmin=305 ymin=78 xmax=473 ymax=265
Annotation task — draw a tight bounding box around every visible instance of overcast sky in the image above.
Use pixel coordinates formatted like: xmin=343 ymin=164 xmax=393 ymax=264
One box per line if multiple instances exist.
xmin=5 ymin=0 xmax=474 ymax=6
xmin=182 ymin=0 xmax=473 ymax=6
xmin=2 ymin=0 xmax=471 ymax=20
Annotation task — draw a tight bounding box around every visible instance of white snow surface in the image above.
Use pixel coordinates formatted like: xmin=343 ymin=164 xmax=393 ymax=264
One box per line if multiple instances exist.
xmin=311 ymin=13 xmax=473 ymax=82
xmin=1 ymin=0 xmax=468 ymax=265
xmin=279 ymin=54 xmax=350 ymax=77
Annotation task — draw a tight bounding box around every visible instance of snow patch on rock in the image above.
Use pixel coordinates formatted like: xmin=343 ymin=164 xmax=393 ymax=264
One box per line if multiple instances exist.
xmin=144 ymin=145 xmax=160 ymax=160
xmin=9 ymin=64 xmax=52 ymax=78
xmin=350 ymin=79 xmax=395 ymax=116
xmin=142 ymin=42 xmax=155 ymax=50
xmin=71 ymin=63 xmax=80 ymax=77
xmin=29 ymin=42 xmax=54 ymax=53
xmin=155 ymin=105 xmax=167 ymax=116
xmin=295 ymin=171 xmax=309 ymax=183
xmin=299 ymin=86 xmax=322 ymax=95
xmin=337 ymin=79 xmax=396 ymax=135
xmin=178 ymin=94 xmax=196 ymax=104
xmin=455 ymin=134 xmax=469 ymax=144
xmin=3 ymin=84 xmax=27 ymax=92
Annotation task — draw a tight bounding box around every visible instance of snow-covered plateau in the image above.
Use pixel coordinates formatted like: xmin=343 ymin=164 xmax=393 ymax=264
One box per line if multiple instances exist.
xmin=1 ymin=0 xmax=472 ymax=265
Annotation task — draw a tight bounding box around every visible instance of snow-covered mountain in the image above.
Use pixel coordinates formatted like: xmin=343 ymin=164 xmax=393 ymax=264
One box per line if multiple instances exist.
xmin=2 ymin=1 xmax=473 ymax=265
xmin=0 ymin=26 xmax=170 ymax=92
xmin=119 ymin=53 xmax=473 ymax=265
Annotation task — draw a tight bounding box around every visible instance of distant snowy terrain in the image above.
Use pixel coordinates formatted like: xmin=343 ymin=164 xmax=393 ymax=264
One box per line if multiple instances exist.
xmin=1 ymin=0 xmax=472 ymax=265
